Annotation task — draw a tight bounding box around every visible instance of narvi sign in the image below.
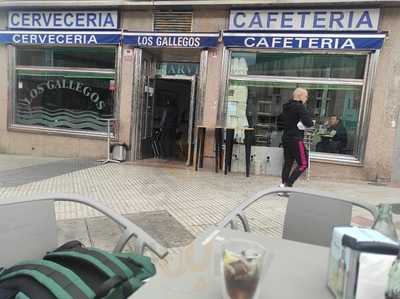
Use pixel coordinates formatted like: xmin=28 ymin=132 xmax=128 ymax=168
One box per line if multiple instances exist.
xmin=229 ymin=9 xmax=380 ymax=32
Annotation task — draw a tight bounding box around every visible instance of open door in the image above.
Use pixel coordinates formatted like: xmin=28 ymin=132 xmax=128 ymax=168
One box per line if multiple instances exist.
xmin=186 ymin=75 xmax=197 ymax=166
xmin=140 ymin=75 xmax=156 ymax=159
xmin=135 ymin=52 xmax=157 ymax=160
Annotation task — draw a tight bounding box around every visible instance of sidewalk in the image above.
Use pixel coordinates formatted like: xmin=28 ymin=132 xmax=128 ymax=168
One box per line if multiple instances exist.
xmin=0 ymin=154 xmax=399 ymax=253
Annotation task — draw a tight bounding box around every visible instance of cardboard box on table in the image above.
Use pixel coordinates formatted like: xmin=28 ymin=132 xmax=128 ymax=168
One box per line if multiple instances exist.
xmin=327 ymin=227 xmax=399 ymax=299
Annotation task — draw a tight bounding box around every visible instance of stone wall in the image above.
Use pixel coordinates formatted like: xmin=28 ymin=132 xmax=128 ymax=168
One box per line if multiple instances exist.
xmin=363 ymin=7 xmax=400 ymax=181
xmin=0 ymin=12 xmax=112 ymax=158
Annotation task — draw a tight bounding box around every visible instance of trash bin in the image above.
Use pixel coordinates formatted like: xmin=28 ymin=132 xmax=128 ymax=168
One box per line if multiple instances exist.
xmin=111 ymin=144 xmax=128 ymax=162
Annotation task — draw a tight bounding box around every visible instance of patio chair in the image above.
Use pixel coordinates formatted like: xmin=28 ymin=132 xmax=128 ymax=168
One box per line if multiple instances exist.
xmin=218 ymin=187 xmax=378 ymax=247
xmin=0 ymin=193 xmax=168 ymax=268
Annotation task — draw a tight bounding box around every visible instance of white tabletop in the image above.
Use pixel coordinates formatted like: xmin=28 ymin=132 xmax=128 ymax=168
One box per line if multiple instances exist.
xmin=130 ymin=227 xmax=334 ymax=299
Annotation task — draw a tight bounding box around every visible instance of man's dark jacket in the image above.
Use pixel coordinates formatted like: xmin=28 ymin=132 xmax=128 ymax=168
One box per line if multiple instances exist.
xmin=331 ymin=120 xmax=348 ymax=153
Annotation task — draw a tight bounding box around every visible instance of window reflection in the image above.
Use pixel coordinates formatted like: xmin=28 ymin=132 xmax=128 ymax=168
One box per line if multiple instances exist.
xmin=17 ymin=47 xmax=116 ymax=69
xmin=230 ymin=52 xmax=366 ymax=79
xmin=14 ymin=47 xmax=117 ymax=134
xmin=225 ymin=80 xmax=362 ymax=156
xmin=225 ymin=52 xmax=367 ymax=157
xmin=16 ymin=73 xmax=114 ymax=132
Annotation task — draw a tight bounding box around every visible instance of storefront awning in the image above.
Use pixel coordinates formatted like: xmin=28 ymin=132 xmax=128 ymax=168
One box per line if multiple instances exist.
xmin=222 ymin=32 xmax=386 ymax=50
xmin=0 ymin=30 xmax=121 ymax=45
xmin=0 ymin=30 xmax=385 ymax=50
xmin=122 ymin=32 xmax=220 ymax=48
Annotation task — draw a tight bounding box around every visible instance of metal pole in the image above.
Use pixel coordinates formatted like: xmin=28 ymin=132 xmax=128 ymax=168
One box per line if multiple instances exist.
xmin=305 ymin=127 xmax=314 ymax=181
xmin=307 ymin=134 xmax=311 ymax=181
xmin=107 ymin=119 xmax=111 ymax=160
xmin=97 ymin=119 xmax=120 ymax=164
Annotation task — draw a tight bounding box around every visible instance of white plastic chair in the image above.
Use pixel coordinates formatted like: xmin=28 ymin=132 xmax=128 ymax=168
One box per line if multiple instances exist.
xmin=0 ymin=193 xmax=168 ymax=268
xmin=219 ymin=187 xmax=378 ymax=247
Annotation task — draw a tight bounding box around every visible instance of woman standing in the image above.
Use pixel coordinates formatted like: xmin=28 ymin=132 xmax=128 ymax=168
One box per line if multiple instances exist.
xmin=280 ymin=88 xmax=314 ymax=190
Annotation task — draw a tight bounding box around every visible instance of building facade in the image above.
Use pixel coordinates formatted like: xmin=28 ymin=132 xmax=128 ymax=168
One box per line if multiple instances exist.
xmin=0 ymin=1 xmax=399 ymax=183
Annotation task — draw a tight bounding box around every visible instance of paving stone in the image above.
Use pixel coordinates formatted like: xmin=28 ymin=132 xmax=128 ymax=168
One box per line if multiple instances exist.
xmin=1 ymin=153 xmax=400 ymax=255
xmin=56 ymin=210 xmax=194 ymax=253
xmin=0 ymin=154 xmax=63 ymax=172
xmin=86 ymin=217 xmax=123 ymax=252
xmin=125 ymin=210 xmax=194 ymax=248
xmin=57 ymin=218 xmax=92 ymax=247
xmin=0 ymin=159 xmax=97 ymax=187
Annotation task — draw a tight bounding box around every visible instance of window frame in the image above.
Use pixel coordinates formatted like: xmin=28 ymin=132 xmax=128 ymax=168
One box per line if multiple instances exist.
xmin=8 ymin=45 xmax=121 ymax=139
xmin=219 ymin=48 xmax=380 ymax=165
xmin=229 ymin=51 xmax=368 ymax=80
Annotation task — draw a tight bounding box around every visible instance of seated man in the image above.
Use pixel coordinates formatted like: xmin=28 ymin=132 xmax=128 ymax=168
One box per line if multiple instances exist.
xmin=316 ymin=115 xmax=348 ymax=154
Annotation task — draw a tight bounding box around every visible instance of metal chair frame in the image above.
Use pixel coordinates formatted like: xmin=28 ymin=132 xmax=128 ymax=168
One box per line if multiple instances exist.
xmin=219 ymin=187 xmax=378 ymax=235
xmin=0 ymin=193 xmax=168 ymax=261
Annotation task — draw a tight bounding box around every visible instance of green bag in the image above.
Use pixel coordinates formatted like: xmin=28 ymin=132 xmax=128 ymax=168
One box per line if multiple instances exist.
xmin=0 ymin=241 xmax=156 ymax=299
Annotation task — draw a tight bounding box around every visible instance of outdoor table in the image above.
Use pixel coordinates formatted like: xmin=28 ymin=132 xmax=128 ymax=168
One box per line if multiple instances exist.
xmin=129 ymin=227 xmax=333 ymax=299
xmin=195 ymin=127 xmax=254 ymax=177
xmin=194 ymin=126 xmax=224 ymax=172
xmin=224 ymin=128 xmax=255 ymax=177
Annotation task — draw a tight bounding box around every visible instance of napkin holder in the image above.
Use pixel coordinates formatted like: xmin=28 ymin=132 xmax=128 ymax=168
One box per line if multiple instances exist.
xmin=327 ymin=227 xmax=398 ymax=299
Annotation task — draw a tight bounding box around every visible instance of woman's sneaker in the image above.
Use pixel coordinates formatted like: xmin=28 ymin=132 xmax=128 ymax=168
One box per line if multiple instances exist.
xmin=278 ymin=183 xmax=290 ymax=197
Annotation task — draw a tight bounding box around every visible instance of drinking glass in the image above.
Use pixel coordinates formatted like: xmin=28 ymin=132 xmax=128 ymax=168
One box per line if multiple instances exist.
xmin=373 ymin=204 xmax=398 ymax=241
xmin=221 ymin=239 xmax=267 ymax=299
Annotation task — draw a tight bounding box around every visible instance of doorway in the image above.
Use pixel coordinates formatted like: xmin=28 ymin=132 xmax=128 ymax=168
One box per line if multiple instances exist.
xmin=141 ymin=78 xmax=194 ymax=164
xmin=130 ymin=48 xmax=203 ymax=166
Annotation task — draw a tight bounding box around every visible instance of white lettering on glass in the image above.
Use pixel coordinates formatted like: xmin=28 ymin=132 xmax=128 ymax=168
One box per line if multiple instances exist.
xmin=19 ymin=79 xmax=105 ymax=111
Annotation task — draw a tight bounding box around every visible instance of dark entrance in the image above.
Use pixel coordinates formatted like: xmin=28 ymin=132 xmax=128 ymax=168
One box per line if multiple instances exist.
xmin=141 ymin=79 xmax=192 ymax=163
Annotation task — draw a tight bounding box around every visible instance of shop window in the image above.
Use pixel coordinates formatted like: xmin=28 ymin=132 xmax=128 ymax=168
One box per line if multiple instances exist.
xmin=225 ymin=52 xmax=368 ymax=159
xmin=13 ymin=47 xmax=117 ymax=134
xmin=231 ymin=52 xmax=366 ymax=79
xmin=16 ymin=47 xmax=116 ymax=69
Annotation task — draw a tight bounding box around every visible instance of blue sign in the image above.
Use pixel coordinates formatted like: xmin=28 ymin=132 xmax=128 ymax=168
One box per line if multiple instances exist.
xmin=8 ymin=11 xmax=118 ymax=30
xmin=123 ymin=33 xmax=219 ymax=48
xmin=0 ymin=31 xmax=121 ymax=45
xmin=223 ymin=33 xmax=385 ymax=50
xmin=229 ymin=9 xmax=381 ymax=32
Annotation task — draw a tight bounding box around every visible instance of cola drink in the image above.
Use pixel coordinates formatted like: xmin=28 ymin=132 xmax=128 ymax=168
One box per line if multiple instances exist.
xmin=223 ymin=248 xmax=263 ymax=299
xmin=224 ymin=261 xmax=259 ymax=299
